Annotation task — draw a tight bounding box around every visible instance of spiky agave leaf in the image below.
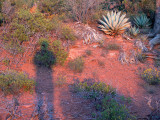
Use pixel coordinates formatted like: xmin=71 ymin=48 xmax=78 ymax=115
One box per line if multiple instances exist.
xmin=133 ymin=14 xmax=151 ymax=28
xmin=99 ymin=11 xmax=131 ymax=36
xmin=129 ymin=26 xmax=139 ymax=36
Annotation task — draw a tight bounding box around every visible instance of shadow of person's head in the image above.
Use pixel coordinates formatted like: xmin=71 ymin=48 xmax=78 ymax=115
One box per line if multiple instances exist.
xmin=34 ymin=41 xmax=56 ymax=68
xmin=33 ymin=41 xmax=55 ymax=119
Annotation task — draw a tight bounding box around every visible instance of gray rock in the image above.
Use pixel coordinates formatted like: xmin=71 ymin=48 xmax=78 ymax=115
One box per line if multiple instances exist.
xmin=149 ymin=34 xmax=160 ymax=50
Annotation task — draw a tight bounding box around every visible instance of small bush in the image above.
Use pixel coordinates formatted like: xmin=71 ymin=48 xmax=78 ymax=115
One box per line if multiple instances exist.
xmin=137 ymin=53 xmax=146 ymax=63
xmin=52 ymin=40 xmax=68 ymax=65
xmin=34 ymin=41 xmax=56 ymax=68
xmin=154 ymin=59 xmax=160 ymax=68
xmin=85 ymin=50 xmax=92 ymax=56
xmin=2 ymin=8 xmax=54 ymax=44
xmin=2 ymin=57 xmax=10 ymax=66
xmin=141 ymin=68 xmax=160 ymax=85
xmin=106 ymin=43 xmax=120 ymax=50
xmin=55 ymin=74 xmax=66 ymax=87
xmin=99 ymin=96 xmax=131 ymax=120
xmin=68 ymin=57 xmax=84 ymax=73
xmin=0 ymin=70 xmax=35 ymax=95
xmin=71 ymin=81 xmax=134 ymax=120
xmin=98 ymin=60 xmax=105 ymax=67
xmin=61 ymin=25 xmax=76 ymax=41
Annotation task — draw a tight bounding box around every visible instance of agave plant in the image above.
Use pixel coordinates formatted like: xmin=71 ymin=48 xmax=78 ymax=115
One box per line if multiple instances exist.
xmin=99 ymin=11 xmax=131 ymax=36
xmin=133 ymin=14 xmax=151 ymax=28
xmin=129 ymin=26 xmax=139 ymax=37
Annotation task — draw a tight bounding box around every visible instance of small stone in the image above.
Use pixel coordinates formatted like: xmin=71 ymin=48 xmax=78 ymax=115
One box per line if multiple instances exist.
xmin=93 ymin=45 xmax=99 ymax=48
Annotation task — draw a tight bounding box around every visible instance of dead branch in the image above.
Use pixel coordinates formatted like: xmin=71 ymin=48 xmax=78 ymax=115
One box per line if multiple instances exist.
xmin=145 ymin=96 xmax=155 ymax=111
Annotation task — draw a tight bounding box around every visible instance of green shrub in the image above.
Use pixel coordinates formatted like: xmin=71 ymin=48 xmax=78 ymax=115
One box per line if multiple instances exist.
xmin=85 ymin=50 xmax=92 ymax=56
xmin=99 ymin=96 xmax=131 ymax=120
xmin=38 ymin=37 xmax=50 ymax=46
xmin=141 ymin=68 xmax=160 ymax=85
xmin=34 ymin=41 xmax=56 ymax=67
xmin=154 ymin=59 xmax=160 ymax=68
xmin=38 ymin=0 xmax=64 ymax=14
xmin=71 ymin=81 xmax=134 ymax=119
xmin=0 ymin=13 xmax=4 ymax=25
xmin=106 ymin=43 xmax=120 ymax=50
xmin=136 ymin=53 xmax=146 ymax=63
xmin=2 ymin=8 xmax=55 ymax=54
xmin=55 ymin=74 xmax=66 ymax=87
xmin=28 ymin=11 xmax=54 ymax=33
xmin=98 ymin=60 xmax=105 ymax=67
xmin=0 ymin=70 xmax=35 ymax=95
xmin=2 ymin=57 xmax=10 ymax=66
xmin=3 ymin=8 xmax=54 ymax=43
xmin=52 ymin=40 xmax=68 ymax=65
xmin=51 ymin=14 xmax=63 ymax=31
xmin=10 ymin=0 xmax=34 ymax=9
xmin=61 ymin=25 xmax=76 ymax=41
xmin=68 ymin=57 xmax=84 ymax=73
xmin=4 ymin=41 xmax=25 ymax=54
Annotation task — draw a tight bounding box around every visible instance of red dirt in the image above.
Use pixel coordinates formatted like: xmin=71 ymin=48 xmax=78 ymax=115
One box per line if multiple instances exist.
xmin=0 ymin=27 xmax=160 ymax=119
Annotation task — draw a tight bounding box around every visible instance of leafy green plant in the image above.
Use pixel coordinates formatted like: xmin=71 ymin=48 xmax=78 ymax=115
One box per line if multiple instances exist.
xmin=99 ymin=96 xmax=131 ymax=120
xmin=34 ymin=41 xmax=56 ymax=68
xmin=71 ymin=81 xmax=134 ymax=120
xmin=128 ymin=26 xmax=139 ymax=37
xmin=61 ymin=25 xmax=76 ymax=41
xmin=141 ymin=68 xmax=160 ymax=85
xmin=99 ymin=11 xmax=131 ymax=36
xmin=52 ymin=40 xmax=68 ymax=65
xmin=133 ymin=14 xmax=151 ymax=28
xmin=0 ymin=70 xmax=35 ymax=95
xmin=68 ymin=57 xmax=84 ymax=73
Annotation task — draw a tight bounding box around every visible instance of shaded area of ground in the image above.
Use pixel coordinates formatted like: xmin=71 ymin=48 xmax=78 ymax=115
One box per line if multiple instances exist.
xmin=35 ymin=67 xmax=54 ymax=120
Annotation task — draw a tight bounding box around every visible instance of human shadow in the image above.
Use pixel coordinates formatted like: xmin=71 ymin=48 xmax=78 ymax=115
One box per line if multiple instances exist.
xmin=35 ymin=67 xmax=54 ymax=120
xmin=34 ymin=41 xmax=55 ymax=120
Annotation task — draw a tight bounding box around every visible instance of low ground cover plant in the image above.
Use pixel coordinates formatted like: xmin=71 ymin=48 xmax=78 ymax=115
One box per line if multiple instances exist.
xmin=71 ymin=81 xmax=135 ymax=120
xmin=0 ymin=70 xmax=35 ymax=95
xmin=61 ymin=25 xmax=76 ymax=41
xmin=141 ymin=68 xmax=160 ymax=85
xmin=68 ymin=57 xmax=84 ymax=73
xmin=106 ymin=43 xmax=121 ymax=50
